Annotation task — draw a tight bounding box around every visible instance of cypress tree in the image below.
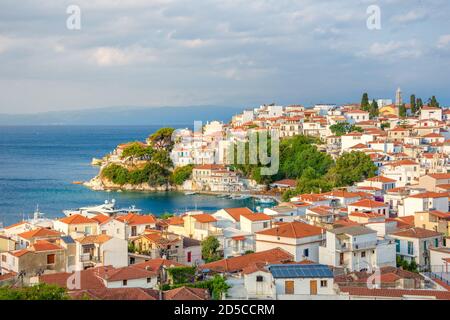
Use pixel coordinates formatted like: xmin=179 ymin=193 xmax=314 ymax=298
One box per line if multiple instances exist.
xmin=361 ymin=93 xmax=370 ymax=111
xmin=416 ymin=98 xmax=423 ymax=110
xmin=428 ymin=96 xmax=439 ymax=108
xmin=410 ymin=94 xmax=416 ymax=114
xmin=370 ymin=99 xmax=379 ymax=118
xmin=399 ymin=104 xmax=407 ymax=117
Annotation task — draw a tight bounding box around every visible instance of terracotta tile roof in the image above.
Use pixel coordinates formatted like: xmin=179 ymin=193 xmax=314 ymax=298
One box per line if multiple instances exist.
xmin=30 ymin=240 xmax=63 ymax=252
xmin=391 ymin=227 xmax=442 ymax=239
xmin=4 ymin=221 xmax=28 ymax=230
xmin=163 ymin=286 xmax=210 ymax=300
xmin=223 ymin=207 xmax=254 ymax=222
xmin=133 ymin=258 xmax=186 ymax=272
xmin=297 ymin=194 xmax=327 ymax=202
xmin=325 ymin=190 xmax=360 ymax=198
xmin=70 ymin=288 xmax=159 ymax=300
xmin=91 ymin=214 xmax=110 ymax=224
xmin=193 ymin=164 xmax=226 ymax=170
xmin=97 ymin=265 xmax=157 ymax=281
xmin=271 ymin=179 xmax=297 ymax=187
xmin=115 ymin=213 xmax=156 ymax=225
xmin=307 ymin=206 xmax=334 ymax=216
xmin=339 ymin=287 xmax=450 ymax=300
xmin=18 ymin=228 xmax=61 ymax=240
xmin=58 ymin=214 xmax=97 ymax=225
xmin=191 ymin=214 xmax=217 ymax=223
xmin=166 ymin=216 xmax=184 ymax=225
xmin=240 ymin=213 xmax=271 ymax=221
xmin=0 ymin=272 xmax=17 ymax=282
xmin=199 ymin=248 xmax=293 ymax=273
xmin=256 ymin=221 xmax=324 ymax=239
xmin=366 ymin=176 xmax=396 ymax=183
xmin=349 ymin=211 xmax=384 ymax=218
xmin=39 ymin=268 xmax=106 ymax=290
xmin=349 ymin=199 xmax=387 ymax=208
xmin=429 ymin=210 xmax=450 ymax=220
xmin=76 ymin=234 xmax=112 ymax=244
xmin=409 ymin=191 xmax=448 ymax=199
xmin=9 ymin=249 xmax=30 ymax=257
xmin=428 ymin=173 xmax=450 ymax=180
xmin=386 ymin=159 xmax=418 ymax=167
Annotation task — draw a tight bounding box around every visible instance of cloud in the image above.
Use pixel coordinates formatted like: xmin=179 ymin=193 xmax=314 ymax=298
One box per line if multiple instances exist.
xmin=391 ymin=10 xmax=427 ymax=23
xmin=437 ymin=34 xmax=450 ymax=48
xmin=361 ymin=40 xmax=423 ymax=59
xmin=90 ymin=46 xmax=156 ymax=66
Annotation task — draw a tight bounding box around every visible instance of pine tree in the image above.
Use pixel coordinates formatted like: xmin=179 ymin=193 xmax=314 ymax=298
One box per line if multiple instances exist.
xmin=399 ymin=103 xmax=407 ymax=117
xmin=428 ymin=96 xmax=439 ymax=108
xmin=361 ymin=93 xmax=370 ymax=111
xmin=369 ymin=99 xmax=379 ymax=119
xmin=410 ymin=94 xmax=416 ymax=114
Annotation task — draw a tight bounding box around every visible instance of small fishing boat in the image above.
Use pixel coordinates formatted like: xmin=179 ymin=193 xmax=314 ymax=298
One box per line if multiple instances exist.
xmin=72 ymin=181 xmax=84 ymax=185
xmin=184 ymin=191 xmax=197 ymax=195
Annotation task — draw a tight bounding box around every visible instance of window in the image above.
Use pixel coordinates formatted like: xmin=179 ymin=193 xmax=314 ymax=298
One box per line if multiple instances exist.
xmin=263 ymin=222 xmax=268 ymax=228
xmin=47 ymin=254 xmax=55 ymax=264
xmin=285 ymin=280 xmax=294 ymax=294
xmin=123 ymin=280 xmax=128 ymax=286
xmin=395 ymin=239 xmax=400 ymax=253
xmin=1 ymin=255 xmax=6 ymax=262
xmin=434 ymin=238 xmax=439 ymax=247
xmin=320 ymin=280 xmax=328 ymax=287
xmin=361 ymin=251 xmax=366 ymax=258
xmin=303 ymin=249 xmax=309 ymax=257
xmin=256 ymin=275 xmax=264 ymax=282
xmin=116 ymin=228 xmax=120 ymax=234
xmin=187 ymin=251 xmax=192 ymax=263
xmin=147 ymin=278 xmax=151 ymax=283
xmin=407 ymin=241 xmax=414 ymax=255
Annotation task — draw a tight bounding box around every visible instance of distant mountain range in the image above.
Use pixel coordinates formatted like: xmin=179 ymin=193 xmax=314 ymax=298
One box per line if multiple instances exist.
xmin=0 ymin=105 xmax=244 ymax=125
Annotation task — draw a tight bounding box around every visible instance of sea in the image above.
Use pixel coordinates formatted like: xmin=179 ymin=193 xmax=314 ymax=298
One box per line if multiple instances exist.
xmin=0 ymin=125 xmax=264 ymax=227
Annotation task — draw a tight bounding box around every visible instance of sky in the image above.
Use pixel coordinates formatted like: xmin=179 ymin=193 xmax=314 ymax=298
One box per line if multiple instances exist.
xmin=0 ymin=0 xmax=449 ymax=114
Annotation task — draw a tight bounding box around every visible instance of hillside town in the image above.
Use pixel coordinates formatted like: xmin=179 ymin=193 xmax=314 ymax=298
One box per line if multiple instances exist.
xmin=1 ymin=89 xmax=450 ymax=300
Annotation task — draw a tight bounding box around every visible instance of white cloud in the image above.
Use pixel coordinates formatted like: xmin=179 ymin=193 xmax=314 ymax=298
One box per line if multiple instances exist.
xmin=90 ymin=46 xmax=156 ymax=66
xmin=437 ymin=34 xmax=450 ymax=48
xmin=391 ymin=10 xmax=426 ymax=23
xmin=362 ymin=40 xmax=422 ymax=59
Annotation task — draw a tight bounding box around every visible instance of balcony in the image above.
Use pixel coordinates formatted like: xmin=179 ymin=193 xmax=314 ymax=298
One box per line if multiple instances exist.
xmin=79 ymin=253 xmax=100 ymax=263
xmin=336 ymin=240 xmax=377 ymax=252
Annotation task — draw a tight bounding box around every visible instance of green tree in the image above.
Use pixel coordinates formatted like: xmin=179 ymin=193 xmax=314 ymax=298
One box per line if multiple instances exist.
xmin=361 ymin=93 xmax=370 ymax=111
xmin=167 ymin=266 xmax=196 ymax=285
xmin=416 ymin=98 xmax=423 ymax=110
xmin=170 ymin=165 xmax=193 ymax=185
xmin=0 ymin=284 xmax=69 ymax=300
xmin=326 ymin=151 xmax=377 ymax=187
xmin=399 ymin=103 xmax=407 ymax=117
xmin=152 ymin=149 xmax=173 ymax=168
xmin=428 ymin=96 xmax=440 ymax=108
xmin=101 ymin=164 xmax=130 ymax=185
xmin=121 ymin=142 xmax=153 ymax=159
xmin=148 ymin=127 xmax=175 ymax=151
xmin=208 ymin=275 xmax=230 ymax=300
xmin=160 ymin=212 xmax=174 ymax=219
xmin=369 ymin=99 xmax=379 ymax=118
xmin=201 ymin=236 xmax=221 ymax=263
xmin=329 ymin=122 xmax=363 ymax=136
xmin=410 ymin=94 xmax=416 ymax=114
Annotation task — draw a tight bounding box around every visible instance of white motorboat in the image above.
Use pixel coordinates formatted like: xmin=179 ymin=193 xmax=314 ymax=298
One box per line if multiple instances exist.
xmin=184 ymin=191 xmax=197 ymax=195
xmin=63 ymin=199 xmax=141 ymax=218
xmin=255 ymin=197 xmax=275 ymax=204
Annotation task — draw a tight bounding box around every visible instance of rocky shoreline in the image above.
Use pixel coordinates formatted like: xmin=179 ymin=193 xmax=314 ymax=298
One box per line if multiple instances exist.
xmin=83 ymin=175 xmax=181 ymax=192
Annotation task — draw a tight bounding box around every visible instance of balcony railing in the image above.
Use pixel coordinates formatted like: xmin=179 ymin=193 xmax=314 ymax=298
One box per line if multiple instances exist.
xmin=79 ymin=253 xmax=100 ymax=263
xmin=337 ymin=240 xmax=377 ymax=251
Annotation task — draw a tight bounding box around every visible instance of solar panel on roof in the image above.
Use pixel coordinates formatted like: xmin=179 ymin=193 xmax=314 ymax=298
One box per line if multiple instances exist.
xmin=269 ymin=264 xmax=333 ymax=279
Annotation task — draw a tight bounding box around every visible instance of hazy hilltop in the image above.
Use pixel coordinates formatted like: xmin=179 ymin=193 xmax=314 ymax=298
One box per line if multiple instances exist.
xmin=0 ymin=105 xmax=244 ymax=126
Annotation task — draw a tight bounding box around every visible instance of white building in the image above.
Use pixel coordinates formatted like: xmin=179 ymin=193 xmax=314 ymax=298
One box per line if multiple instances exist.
xmin=398 ymin=192 xmax=449 ymax=217
xmin=255 ymin=221 xmax=325 ymax=262
xmin=319 ymin=226 xmax=396 ymax=272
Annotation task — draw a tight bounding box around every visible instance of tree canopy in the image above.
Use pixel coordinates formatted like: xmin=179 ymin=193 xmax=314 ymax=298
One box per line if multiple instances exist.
xmin=148 ymin=127 xmax=175 ymax=151
xmin=121 ymin=142 xmax=153 ymax=159
xmin=0 ymin=284 xmax=69 ymax=300
xmin=329 ymin=122 xmax=363 ymax=136
xmin=361 ymin=93 xmax=370 ymax=111
xmin=170 ymin=165 xmax=194 ymax=185
xmin=201 ymin=236 xmax=221 ymax=263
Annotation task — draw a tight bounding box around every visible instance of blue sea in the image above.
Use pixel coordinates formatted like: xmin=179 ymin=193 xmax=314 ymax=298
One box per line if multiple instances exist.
xmin=0 ymin=126 xmax=260 ymax=226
